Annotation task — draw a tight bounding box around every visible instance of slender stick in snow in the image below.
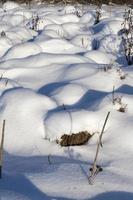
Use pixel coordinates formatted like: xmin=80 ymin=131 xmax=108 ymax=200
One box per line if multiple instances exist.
xmin=48 ymin=154 xmax=52 ymax=165
xmin=112 ymin=86 xmax=115 ymax=105
xmin=0 ymin=120 xmax=6 ymax=179
xmin=89 ymin=112 xmax=110 ymax=185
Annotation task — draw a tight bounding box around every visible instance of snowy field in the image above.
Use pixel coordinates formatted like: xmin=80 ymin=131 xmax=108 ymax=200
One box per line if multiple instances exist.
xmin=0 ymin=1 xmax=133 ymax=199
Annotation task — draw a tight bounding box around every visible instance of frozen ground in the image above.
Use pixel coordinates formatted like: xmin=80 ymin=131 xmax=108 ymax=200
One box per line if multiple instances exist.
xmin=0 ymin=1 xmax=133 ymax=200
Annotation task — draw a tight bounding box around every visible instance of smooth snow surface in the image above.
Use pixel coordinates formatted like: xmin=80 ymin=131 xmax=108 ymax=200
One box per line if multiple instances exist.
xmin=0 ymin=2 xmax=133 ymax=200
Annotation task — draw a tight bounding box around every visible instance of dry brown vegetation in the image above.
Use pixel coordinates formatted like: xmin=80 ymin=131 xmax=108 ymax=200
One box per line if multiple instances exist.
xmin=58 ymin=131 xmax=93 ymax=146
xmin=1 ymin=0 xmax=132 ymax=5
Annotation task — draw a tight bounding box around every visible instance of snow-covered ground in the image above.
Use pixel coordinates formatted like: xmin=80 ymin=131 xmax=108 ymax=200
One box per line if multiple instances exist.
xmin=0 ymin=1 xmax=133 ymax=199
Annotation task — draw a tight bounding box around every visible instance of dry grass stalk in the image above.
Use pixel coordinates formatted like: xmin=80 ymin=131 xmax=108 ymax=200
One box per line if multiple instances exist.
xmin=120 ymin=75 xmax=126 ymax=80
xmin=112 ymin=89 xmax=127 ymax=113
xmin=0 ymin=120 xmax=6 ymax=178
xmin=0 ymin=74 xmax=3 ymax=82
xmin=94 ymin=5 xmax=101 ymax=24
xmin=118 ymin=104 xmax=127 ymax=113
xmin=112 ymin=85 xmax=115 ymax=105
xmin=103 ymin=62 xmax=113 ymax=72
xmin=88 ymin=111 xmax=110 ymax=185
xmin=116 ymin=68 xmax=127 ymax=80
xmin=5 ymin=79 xmax=8 ymax=87
xmin=112 ymin=86 xmax=123 ymax=106
xmin=48 ymin=154 xmax=52 ymax=165
xmin=62 ymin=104 xmax=66 ymax=110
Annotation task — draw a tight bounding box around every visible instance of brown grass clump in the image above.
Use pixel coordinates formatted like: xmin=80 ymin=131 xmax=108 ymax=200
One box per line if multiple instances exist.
xmin=117 ymin=105 xmax=127 ymax=113
xmin=59 ymin=131 xmax=92 ymax=146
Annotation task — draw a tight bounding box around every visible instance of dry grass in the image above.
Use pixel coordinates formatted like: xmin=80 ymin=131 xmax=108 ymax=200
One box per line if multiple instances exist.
xmin=58 ymin=131 xmax=93 ymax=146
xmin=1 ymin=0 xmax=132 ymax=5
xmin=117 ymin=104 xmax=127 ymax=113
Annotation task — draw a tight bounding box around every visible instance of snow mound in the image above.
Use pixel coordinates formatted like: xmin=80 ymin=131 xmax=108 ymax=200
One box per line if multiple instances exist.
xmin=92 ymin=19 xmax=123 ymax=36
xmin=80 ymin=12 xmax=95 ymax=25
xmin=41 ymin=29 xmax=61 ymax=39
xmin=5 ymin=31 xmax=24 ymax=45
xmin=0 ymin=78 xmax=20 ymax=95
xmin=71 ymin=34 xmax=92 ymax=50
xmin=44 ymin=13 xmax=79 ymax=24
xmin=0 ymin=22 xmax=11 ymax=32
xmin=43 ymin=24 xmax=67 ymax=38
xmin=14 ymin=10 xmax=33 ymax=19
xmin=3 ymin=1 xmax=20 ymax=10
xmin=63 ymin=5 xmax=76 ymax=14
xmin=0 ymin=88 xmax=56 ymax=155
xmin=35 ymin=38 xmax=85 ymax=54
xmin=50 ymin=83 xmax=87 ymax=105
xmin=84 ymin=50 xmax=115 ymax=64
xmin=0 ymin=54 xmax=90 ymax=69
xmin=34 ymin=18 xmax=53 ymax=31
xmin=0 ymin=37 xmax=12 ymax=57
xmin=9 ymin=27 xmax=37 ymax=42
xmin=2 ymin=14 xmax=26 ymax=26
xmin=62 ymin=22 xmax=86 ymax=38
xmin=99 ymin=34 xmax=122 ymax=54
xmin=45 ymin=110 xmax=109 ymax=141
xmin=2 ymin=42 xmax=42 ymax=60
xmin=103 ymin=20 xmax=123 ymax=35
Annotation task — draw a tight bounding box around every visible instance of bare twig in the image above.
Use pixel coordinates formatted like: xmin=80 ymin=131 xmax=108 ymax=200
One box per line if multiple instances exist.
xmin=63 ymin=104 xmax=66 ymax=110
xmin=0 ymin=74 xmax=3 ymax=82
xmin=0 ymin=120 xmax=6 ymax=178
xmin=112 ymin=85 xmax=115 ymax=105
xmin=5 ymin=79 xmax=8 ymax=87
xmin=88 ymin=112 xmax=110 ymax=184
xmin=48 ymin=154 xmax=52 ymax=165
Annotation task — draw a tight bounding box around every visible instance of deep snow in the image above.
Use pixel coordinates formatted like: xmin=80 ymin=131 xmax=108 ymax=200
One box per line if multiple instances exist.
xmin=0 ymin=1 xmax=133 ymax=200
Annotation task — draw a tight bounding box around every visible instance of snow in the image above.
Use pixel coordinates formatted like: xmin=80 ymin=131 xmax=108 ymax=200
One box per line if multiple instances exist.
xmin=84 ymin=50 xmax=115 ymax=64
xmin=71 ymin=34 xmax=93 ymax=50
xmin=45 ymin=110 xmax=108 ymax=141
xmin=0 ymin=1 xmax=133 ymax=200
xmin=2 ymin=42 xmax=42 ymax=60
xmin=35 ymin=38 xmax=86 ymax=54
xmin=0 ymin=88 xmax=56 ymax=155
xmin=79 ymin=12 xmax=95 ymax=24
xmin=3 ymin=1 xmax=20 ymax=10
xmin=99 ymin=34 xmax=123 ymax=54
xmin=0 ymin=37 xmax=12 ymax=57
